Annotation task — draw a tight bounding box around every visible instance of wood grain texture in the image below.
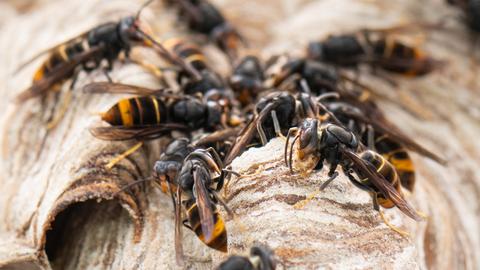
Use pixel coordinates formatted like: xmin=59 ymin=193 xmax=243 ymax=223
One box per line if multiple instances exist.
xmin=0 ymin=0 xmax=479 ymax=269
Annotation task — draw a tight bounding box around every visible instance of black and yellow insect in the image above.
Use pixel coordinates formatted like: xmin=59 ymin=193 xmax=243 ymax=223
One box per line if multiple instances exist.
xmin=285 ymin=118 xmax=424 ymax=236
xmin=172 ymin=146 xmax=232 ymax=265
xmin=306 ymin=26 xmax=441 ymax=77
xmin=164 ymin=38 xmax=209 ymax=72
xmin=176 ymin=147 xmax=229 ymax=252
xmin=92 ymin=95 xmax=195 ymax=141
xmin=14 ymin=3 xmax=192 ymax=103
xmin=84 ymin=82 xmax=233 ymax=141
xmin=100 ymin=95 xmax=168 ymax=127
xmin=118 ymin=138 xmax=233 ymax=266
xmin=163 ymin=38 xmax=224 ymax=96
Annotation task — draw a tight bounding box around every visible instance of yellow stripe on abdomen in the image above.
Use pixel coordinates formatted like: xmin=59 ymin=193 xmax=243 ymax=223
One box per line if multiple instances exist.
xmin=391 ymin=159 xmax=414 ymax=171
xmin=376 ymin=156 xmax=386 ymax=173
xmin=151 ymin=97 xmax=161 ymax=124
xmin=58 ymin=44 xmax=69 ymax=61
xmin=33 ymin=67 xmax=46 ymax=82
xmin=185 ymin=54 xmax=207 ymax=65
xmin=201 ymin=215 xmax=227 ymax=252
xmin=201 ymin=218 xmax=225 ymax=243
xmin=118 ymin=99 xmax=134 ymax=126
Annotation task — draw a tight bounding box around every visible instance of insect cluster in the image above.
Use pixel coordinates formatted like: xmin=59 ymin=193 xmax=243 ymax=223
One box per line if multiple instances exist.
xmin=14 ymin=0 xmax=461 ymax=268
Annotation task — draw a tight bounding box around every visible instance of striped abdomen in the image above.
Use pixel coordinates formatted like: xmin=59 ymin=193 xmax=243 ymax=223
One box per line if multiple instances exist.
xmin=164 ymin=38 xmax=208 ymax=71
xmin=33 ymin=37 xmax=88 ymax=83
xmin=373 ymin=39 xmax=433 ymax=76
xmin=185 ymin=200 xmax=227 ymax=252
xmin=359 ymin=150 xmax=403 ymax=209
xmin=374 ymin=134 xmax=415 ymax=192
xmin=101 ymin=96 xmax=168 ymax=127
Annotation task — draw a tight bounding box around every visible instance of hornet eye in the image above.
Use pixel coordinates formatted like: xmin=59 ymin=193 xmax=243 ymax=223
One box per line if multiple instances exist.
xmin=299 ymin=129 xmax=312 ymax=149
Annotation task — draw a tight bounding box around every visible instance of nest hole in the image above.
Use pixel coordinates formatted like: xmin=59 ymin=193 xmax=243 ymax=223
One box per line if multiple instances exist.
xmin=44 ymin=200 xmax=128 ymax=269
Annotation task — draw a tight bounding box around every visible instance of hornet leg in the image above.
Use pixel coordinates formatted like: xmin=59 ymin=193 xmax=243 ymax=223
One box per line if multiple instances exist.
xmin=46 ymin=67 xmax=81 ymax=130
xmin=271 ymin=110 xmax=286 ymax=140
xmin=373 ymin=193 xmax=410 ymax=237
xmin=105 ymin=142 xmax=144 ymax=170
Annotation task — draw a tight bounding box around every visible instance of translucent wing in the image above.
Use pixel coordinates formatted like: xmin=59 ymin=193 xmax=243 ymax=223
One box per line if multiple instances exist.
xmin=223 ymin=102 xmax=277 ymax=165
xmin=193 ymin=167 xmax=215 ymax=242
xmin=192 ymin=127 xmax=240 ymax=147
xmin=336 ymin=106 xmax=446 ymax=164
xmin=174 ymin=188 xmax=185 ymax=266
xmin=83 ymin=82 xmax=166 ymax=96
xmin=343 ymin=149 xmax=422 ymax=221
xmin=89 ymin=124 xmax=188 ymax=141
